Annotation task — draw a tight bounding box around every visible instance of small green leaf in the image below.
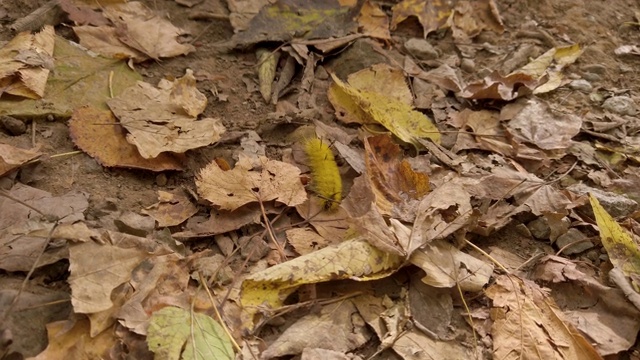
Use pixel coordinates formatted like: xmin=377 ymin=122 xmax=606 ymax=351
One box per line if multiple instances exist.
xmin=147 ymin=306 xmax=234 ymax=360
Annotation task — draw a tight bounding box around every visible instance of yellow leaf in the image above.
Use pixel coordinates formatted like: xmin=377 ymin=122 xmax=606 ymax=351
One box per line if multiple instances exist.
xmin=328 ymin=67 xmax=440 ymax=147
xmin=589 ymin=194 xmax=640 ymax=281
xmin=240 ymin=237 xmax=403 ymax=329
xmin=516 ymin=44 xmax=583 ymax=94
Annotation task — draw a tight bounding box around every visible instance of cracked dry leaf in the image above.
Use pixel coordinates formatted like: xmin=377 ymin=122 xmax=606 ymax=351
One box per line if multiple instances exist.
xmin=107 ymin=77 xmax=225 ymax=159
xmin=240 ymin=237 xmax=403 ymax=329
xmin=0 ymin=25 xmax=54 ymax=99
xmin=197 ymin=155 xmax=307 ymax=211
xmin=486 ymin=275 xmax=602 ymax=360
xmin=147 ymin=307 xmax=234 ymax=360
xmin=328 ymin=66 xmax=440 ymax=147
xmin=590 ymin=194 xmax=640 ymax=285
xmin=358 ymin=0 xmax=391 ymax=40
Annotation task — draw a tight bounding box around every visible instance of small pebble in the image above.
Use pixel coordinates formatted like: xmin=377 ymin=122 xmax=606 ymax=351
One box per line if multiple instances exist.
xmin=460 ymin=58 xmax=475 ymax=73
xmin=582 ymin=64 xmax=607 ymax=75
xmin=0 ymin=115 xmax=26 ymax=135
xmin=582 ymin=73 xmax=601 ymax=82
xmin=569 ymin=79 xmax=593 ymax=93
xmin=156 ymin=173 xmax=168 ymax=186
xmin=555 ymin=228 xmax=594 ymax=255
xmin=404 ymin=38 xmax=439 ymax=60
xmin=602 ymin=96 xmax=637 ymax=116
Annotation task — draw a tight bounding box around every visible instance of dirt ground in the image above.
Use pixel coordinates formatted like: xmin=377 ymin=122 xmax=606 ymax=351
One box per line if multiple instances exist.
xmin=2 ymin=0 xmax=640 ymax=359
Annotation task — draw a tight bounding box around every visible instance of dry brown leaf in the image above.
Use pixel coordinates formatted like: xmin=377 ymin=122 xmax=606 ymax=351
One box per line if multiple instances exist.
xmin=364 ymin=135 xmax=431 ymax=216
xmin=486 ymin=275 xmax=602 ymax=360
xmin=74 ymin=25 xmax=147 ymax=62
xmin=460 ymin=71 xmax=544 ymax=101
xmin=410 ymin=241 xmax=493 ymax=291
xmin=197 ymin=155 xmax=307 ymax=211
xmin=390 ymin=0 xmax=453 ymax=37
xmin=68 ymin=231 xmax=174 ymax=314
xmin=107 ymin=77 xmax=225 ymax=159
xmin=31 ymin=318 xmax=115 ymax=360
xmin=0 ymin=184 xmax=88 ymax=272
xmin=505 ymin=98 xmax=582 ymax=151
xmin=0 ymin=143 xmax=41 ymax=176
xmin=409 ymin=180 xmax=474 ymax=255
xmin=0 ymin=25 xmax=54 ymax=99
xmin=68 ymin=107 xmax=185 ymax=171
xmin=173 ymin=205 xmax=263 ymax=239
xmin=141 ymin=189 xmax=198 ymax=227
xmin=533 ymin=255 xmax=640 ymax=355
xmin=103 ymin=2 xmax=195 ymax=60
xmin=261 ymin=300 xmax=371 ymax=358
xmin=357 ymin=0 xmax=391 ymax=40
xmin=286 ymin=228 xmax=335 ymax=255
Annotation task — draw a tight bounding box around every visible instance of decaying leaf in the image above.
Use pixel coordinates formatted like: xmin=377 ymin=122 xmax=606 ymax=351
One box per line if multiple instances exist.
xmin=358 ymin=0 xmax=391 ymax=40
xmin=147 ymin=306 xmax=234 ymax=360
xmin=486 ymin=275 xmax=602 ymax=360
xmin=0 ymin=25 xmax=54 ymax=99
xmin=0 ymin=184 xmax=88 ymax=272
xmin=256 ymin=48 xmax=279 ymax=103
xmin=533 ymin=255 xmax=640 ymax=355
xmin=107 ymin=74 xmax=225 ymax=159
xmin=197 ymin=155 xmax=307 ymax=211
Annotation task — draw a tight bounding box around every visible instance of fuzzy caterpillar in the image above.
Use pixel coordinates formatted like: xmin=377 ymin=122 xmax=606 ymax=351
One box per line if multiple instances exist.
xmin=304 ymin=138 xmax=342 ymax=211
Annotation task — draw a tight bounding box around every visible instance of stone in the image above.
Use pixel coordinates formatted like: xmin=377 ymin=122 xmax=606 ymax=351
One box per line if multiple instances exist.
xmin=114 ymin=211 xmax=156 ymax=237
xmin=568 ymin=183 xmax=638 ymax=217
xmin=582 ymin=64 xmax=607 ymax=75
xmin=555 ymin=228 xmax=594 ymax=254
xmin=527 ymin=217 xmax=550 ymax=240
xmin=0 ymin=115 xmax=26 ymax=135
xmin=569 ymin=79 xmax=592 ymax=93
xmin=602 ymin=96 xmax=636 ymax=116
xmin=460 ymin=58 xmax=475 ymax=73
xmin=404 ymin=38 xmax=439 ymax=60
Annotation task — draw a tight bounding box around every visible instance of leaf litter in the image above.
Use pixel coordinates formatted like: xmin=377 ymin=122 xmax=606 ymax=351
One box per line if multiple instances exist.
xmin=1 ymin=0 xmax=639 ymax=359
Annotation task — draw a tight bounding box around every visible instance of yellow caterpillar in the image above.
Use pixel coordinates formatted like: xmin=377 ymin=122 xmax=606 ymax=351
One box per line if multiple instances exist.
xmin=304 ymin=138 xmax=342 ymax=211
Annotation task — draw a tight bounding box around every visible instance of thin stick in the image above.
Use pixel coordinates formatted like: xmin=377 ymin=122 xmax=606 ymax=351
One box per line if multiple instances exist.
xmin=198 ymin=272 xmax=243 ymax=354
